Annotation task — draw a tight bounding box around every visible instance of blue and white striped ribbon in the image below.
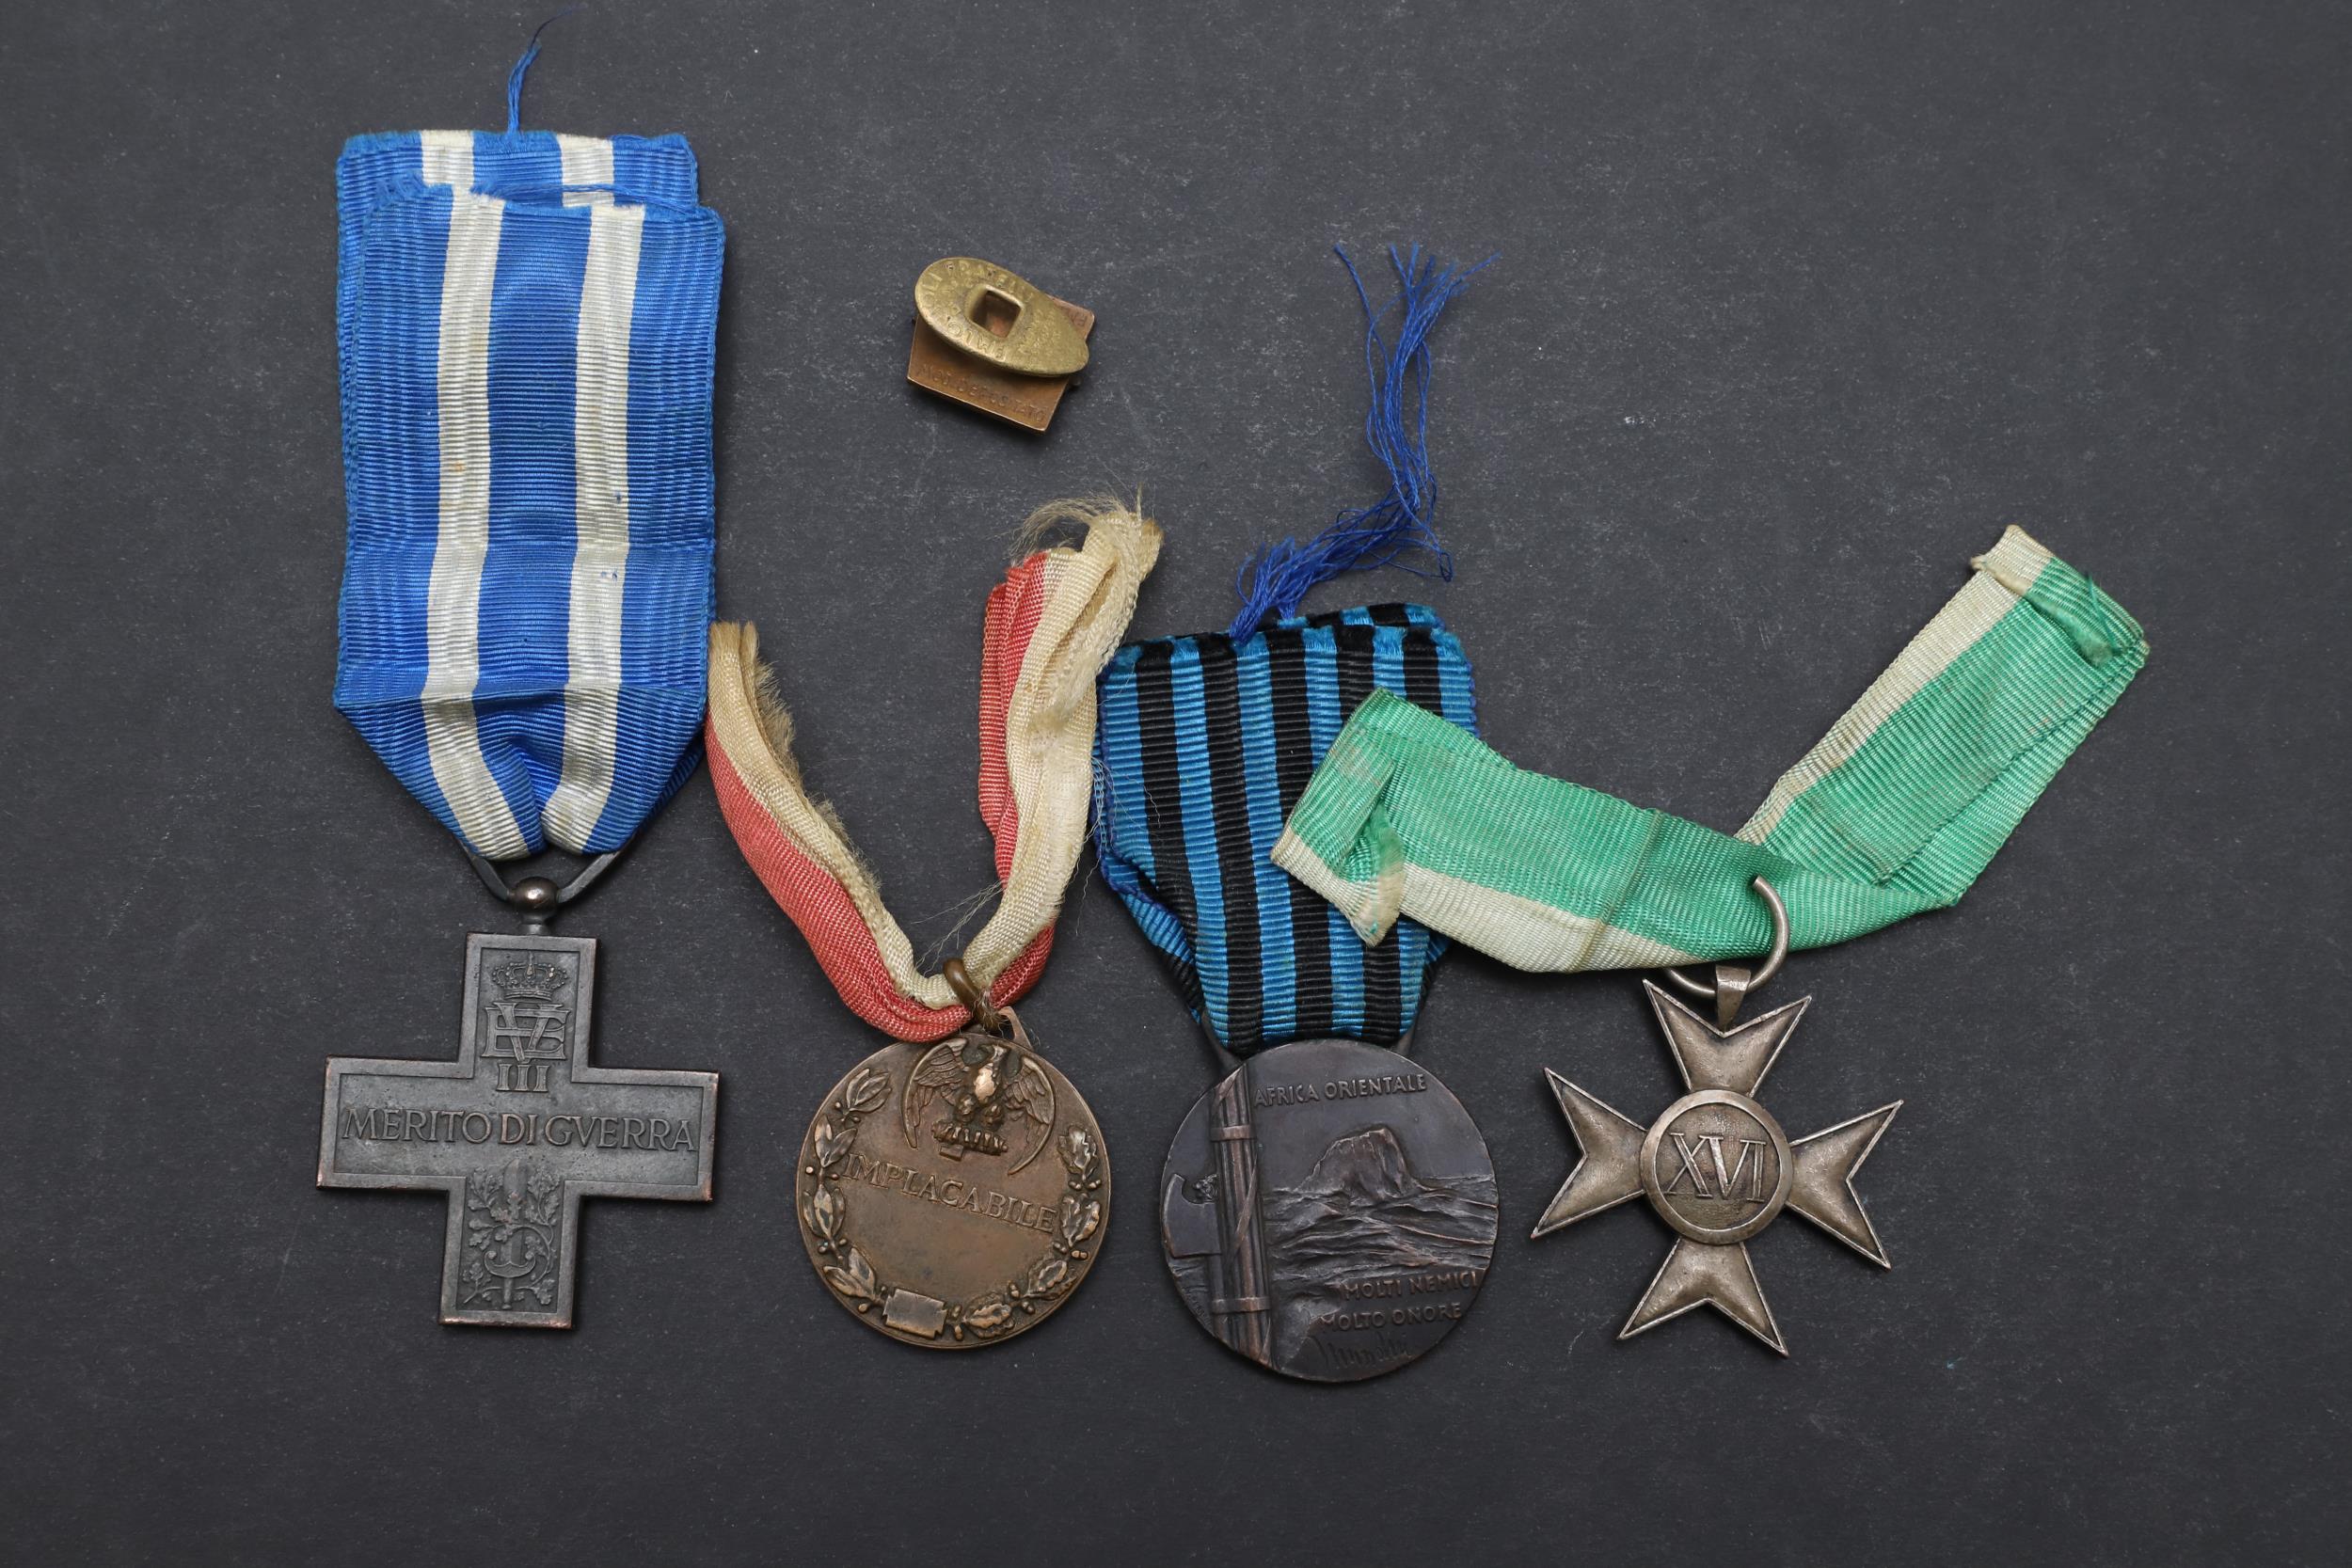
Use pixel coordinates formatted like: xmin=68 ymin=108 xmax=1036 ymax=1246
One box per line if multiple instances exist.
xmin=332 ymin=129 xmax=723 ymax=859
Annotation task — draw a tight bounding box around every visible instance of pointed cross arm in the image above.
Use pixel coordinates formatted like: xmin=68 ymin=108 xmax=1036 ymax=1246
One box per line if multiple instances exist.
xmin=1787 ymin=1101 xmax=1903 ymax=1267
xmin=1643 ymin=979 xmax=1809 ymax=1098
xmin=1531 ymin=1069 xmax=1646 ymax=1238
xmin=1622 ymin=1237 xmax=1786 ymax=1354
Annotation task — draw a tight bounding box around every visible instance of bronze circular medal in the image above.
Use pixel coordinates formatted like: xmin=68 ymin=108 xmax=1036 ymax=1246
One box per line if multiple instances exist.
xmin=1158 ymin=1037 xmax=1498 ymax=1382
xmin=796 ymin=1030 xmax=1107 ymax=1348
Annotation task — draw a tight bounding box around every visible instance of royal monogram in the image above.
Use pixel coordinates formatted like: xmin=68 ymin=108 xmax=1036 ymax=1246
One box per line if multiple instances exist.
xmin=483 ymin=957 xmax=574 ymax=1092
xmin=318 ymin=934 xmax=720 ymax=1327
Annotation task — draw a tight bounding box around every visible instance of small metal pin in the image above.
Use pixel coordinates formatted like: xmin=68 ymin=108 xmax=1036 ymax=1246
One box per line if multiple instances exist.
xmin=914 ymin=258 xmax=1089 ymax=377
xmin=906 ymin=256 xmax=1095 ymax=433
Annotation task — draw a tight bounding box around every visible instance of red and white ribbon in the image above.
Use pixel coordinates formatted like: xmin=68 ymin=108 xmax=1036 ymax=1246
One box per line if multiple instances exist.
xmin=706 ymin=500 xmax=1161 ymax=1042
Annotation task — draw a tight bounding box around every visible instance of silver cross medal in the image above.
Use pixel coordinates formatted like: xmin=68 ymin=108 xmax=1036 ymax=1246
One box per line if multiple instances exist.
xmin=1532 ymin=879 xmax=1901 ymax=1355
xmin=318 ymin=868 xmax=719 ymax=1328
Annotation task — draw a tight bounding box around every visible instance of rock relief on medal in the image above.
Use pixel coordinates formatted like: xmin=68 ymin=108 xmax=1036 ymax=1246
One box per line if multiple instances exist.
xmin=1263 ymin=1126 xmax=1496 ymax=1306
xmin=1164 ymin=1046 xmax=1500 ymax=1382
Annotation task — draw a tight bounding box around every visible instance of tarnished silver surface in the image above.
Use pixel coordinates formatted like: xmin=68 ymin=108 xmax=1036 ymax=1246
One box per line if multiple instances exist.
xmin=1161 ymin=1038 xmax=1498 ymax=1382
xmin=318 ymin=933 xmax=720 ymax=1328
xmin=1533 ymin=979 xmax=1900 ymax=1356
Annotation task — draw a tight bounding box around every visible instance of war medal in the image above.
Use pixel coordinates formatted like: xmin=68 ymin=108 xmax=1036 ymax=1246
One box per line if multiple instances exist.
xmin=792 ymin=965 xmax=1107 ymax=1347
xmin=1108 ymin=601 xmax=1500 ymax=1383
xmin=320 ymin=913 xmax=719 ymax=1329
xmin=707 ymin=502 xmax=1158 ymax=1348
xmin=1274 ymin=529 xmax=2148 ymax=1355
xmin=1158 ymin=1037 xmax=1497 ymax=1380
xmin=1533 ymin=880 xmax=1902 ymax=1354
xmin=315 ymin=42 xmax=729 ymax=1326
xmin=1094 ymin=248 xmax=1501 ymax=1381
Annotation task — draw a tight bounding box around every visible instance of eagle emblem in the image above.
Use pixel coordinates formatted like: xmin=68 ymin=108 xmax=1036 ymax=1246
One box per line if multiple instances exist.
xmin=902 ymin=1035 xmax=1057 ymax=1174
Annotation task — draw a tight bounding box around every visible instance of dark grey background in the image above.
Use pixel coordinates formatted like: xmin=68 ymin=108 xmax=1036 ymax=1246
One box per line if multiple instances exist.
xmin=3 ymin=1 xmax=2344 ymax=1561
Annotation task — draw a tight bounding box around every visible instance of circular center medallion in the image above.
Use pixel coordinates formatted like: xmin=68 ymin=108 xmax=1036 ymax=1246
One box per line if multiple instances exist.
xmin=1159 ymin=1038 xmax=1498 ymax=1383
xmin=797 ymin=1035 xmax=1107 ymax=1348
xmin=1638 ymin=1089 xmax=1792 ymax=1244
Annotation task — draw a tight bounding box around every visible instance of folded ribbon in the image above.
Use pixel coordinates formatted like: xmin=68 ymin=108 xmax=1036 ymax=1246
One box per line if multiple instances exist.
xmin=707 ymin=502 xmax=1161 ymax=1042
xmin=1273 ymin=529 xmax=2146 ymax=970
xmin=332 ymin=128 xmax=723 ymax=860
xmin=1094 ymin=604 xmax=1479 ymax=1055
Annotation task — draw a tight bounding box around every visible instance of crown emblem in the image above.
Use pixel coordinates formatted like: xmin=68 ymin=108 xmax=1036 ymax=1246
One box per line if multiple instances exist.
xmin=489 ymin=958 xmax=571 ymax=1004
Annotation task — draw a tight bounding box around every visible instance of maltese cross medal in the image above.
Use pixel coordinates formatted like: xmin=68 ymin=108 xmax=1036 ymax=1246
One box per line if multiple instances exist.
xmin=1532 ymin=980 xmax=1902 ymax=1355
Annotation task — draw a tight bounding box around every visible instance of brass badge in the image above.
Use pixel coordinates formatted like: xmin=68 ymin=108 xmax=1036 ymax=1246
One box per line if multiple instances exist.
xmin=906 ymin=257 xmax=1093 ymax=432
xmin=797 ymin=1016 xmax=1107 ymax=1348
xmin=1533 ymin=980 xmax=1901 ymax=1355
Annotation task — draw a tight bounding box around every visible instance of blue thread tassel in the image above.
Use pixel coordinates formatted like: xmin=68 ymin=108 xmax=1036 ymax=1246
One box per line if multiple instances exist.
xmin=1229 ymin=245 xmax=1494 ymax=641
xmin=505 ymin=9 xmax=580 ymax=133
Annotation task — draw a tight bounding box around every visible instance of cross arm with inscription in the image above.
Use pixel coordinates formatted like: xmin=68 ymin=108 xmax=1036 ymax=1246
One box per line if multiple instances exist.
xmin=318 ymin=933 xmax=720 ymax=1327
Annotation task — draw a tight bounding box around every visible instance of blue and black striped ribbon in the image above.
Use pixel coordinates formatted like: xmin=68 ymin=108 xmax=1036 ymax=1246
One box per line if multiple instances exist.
xmin=1094 ymin=605 xmax=1478 ymax=1056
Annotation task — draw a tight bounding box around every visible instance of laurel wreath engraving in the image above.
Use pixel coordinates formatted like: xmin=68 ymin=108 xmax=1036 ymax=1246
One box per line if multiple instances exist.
xmin=459 ymin=1160 xmax=564 ymax=1309
xmin=803 ymin=1062 xmax=1104 ymax=1341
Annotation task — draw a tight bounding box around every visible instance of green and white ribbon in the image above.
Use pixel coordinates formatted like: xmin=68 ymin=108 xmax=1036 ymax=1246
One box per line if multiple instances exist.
xmin=1272 ymin=529 xmax=2147 ymax=971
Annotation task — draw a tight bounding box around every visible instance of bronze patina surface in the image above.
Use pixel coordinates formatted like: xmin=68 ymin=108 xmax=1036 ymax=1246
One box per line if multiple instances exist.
xmin=797 ymin=1028 xmax=1106 ymax=1348
xmin=1534 ymin=979 xmax=1902 ymax=1355
xmin=1160 ymin=1037 xmax=1498 ymax=1382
